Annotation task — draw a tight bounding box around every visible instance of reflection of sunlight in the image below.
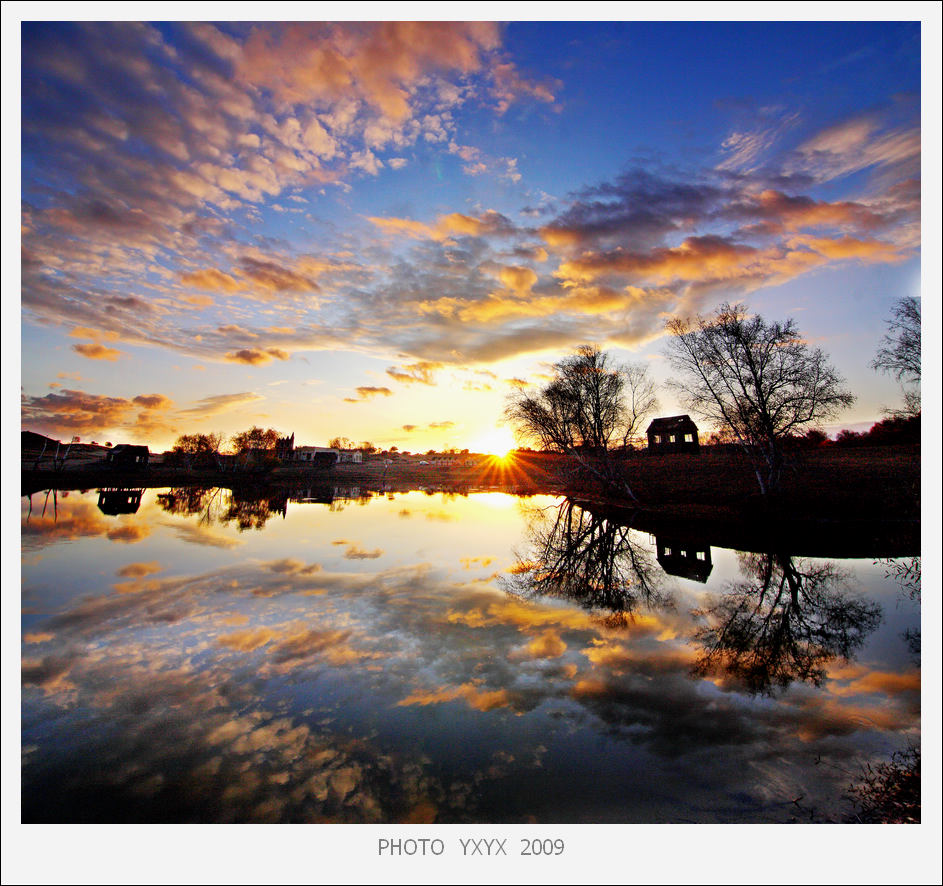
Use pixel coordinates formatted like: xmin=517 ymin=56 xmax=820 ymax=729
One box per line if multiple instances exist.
xmin=476 ymin=492 xmax=516 ymax=509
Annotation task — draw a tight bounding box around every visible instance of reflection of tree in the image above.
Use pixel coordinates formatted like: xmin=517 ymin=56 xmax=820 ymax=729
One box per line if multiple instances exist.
xmin=691 ymin=552 xmax=882 ymax=694
xmin=502 ymin=499 xmax=671 ymax=616
xmin=220 ymin=488 xmax=287 ymax=531
xmin=875 ymin=556 xmax=920 ymax=662
xmin=155 ymin=486 xmax=287 ymax=531
xmin=155 ymin=487 xmax=220 ymax=524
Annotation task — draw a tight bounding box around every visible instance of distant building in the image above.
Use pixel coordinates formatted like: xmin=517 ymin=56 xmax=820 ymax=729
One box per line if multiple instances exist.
xmin=646 ymin=415 xmax=700 ymax=453
xmin=289 ymin=446 xmax=338 ymax=467
xmin=106 ymin=444 xmax=150 ymax=468
xmin=275 ymin=433 xmax=295 ymax=460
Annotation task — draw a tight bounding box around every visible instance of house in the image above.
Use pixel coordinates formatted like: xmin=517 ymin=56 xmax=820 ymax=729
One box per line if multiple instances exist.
xmin=646 ymin=415 xmax=700 ymax=453
xmin=106 ymin=444 xmax=150 ymax=468
xmin=655 ymin=537 xmax=713 ymax=583
xmin=98 ymin=487 xmax=144 ymax=515
xmin=289 ymin=446 xmax=338 ymax=467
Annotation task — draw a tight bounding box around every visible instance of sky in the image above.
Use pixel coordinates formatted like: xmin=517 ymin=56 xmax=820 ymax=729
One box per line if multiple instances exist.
xmin=12 ymin=14 xmax=933 ymax=454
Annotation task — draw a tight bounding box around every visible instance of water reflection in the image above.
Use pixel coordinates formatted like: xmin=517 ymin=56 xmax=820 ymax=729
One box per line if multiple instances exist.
xmin=97 ymin=487 xmax=144 ymax=515
xmin=20 ymin=486 xmax=920 ymax=823
xmin=155 ymin=485 xmax=288 ymax=531
xmin=502 ymin=499 xmax=672 ymax=621
xmin=691 ymin=552 xmax=883 ymax=694
xmin=655 ymin=536 xmax=713 ymax=583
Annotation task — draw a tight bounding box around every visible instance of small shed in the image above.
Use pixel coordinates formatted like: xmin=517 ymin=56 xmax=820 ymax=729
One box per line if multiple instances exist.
xmin=106 ymin=444 xmax=150 ymax=468
xmin=646 ymin=415 xmax=700 ymax=453
xmin=98 ymin=487 xmax=144 ymax=515
xmin=655 ymin=537 xmax=713 ymax=583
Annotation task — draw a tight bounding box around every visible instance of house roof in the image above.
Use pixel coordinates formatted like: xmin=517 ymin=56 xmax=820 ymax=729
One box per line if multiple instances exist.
xmin=646 ymin=414 xmax=698 ymax=433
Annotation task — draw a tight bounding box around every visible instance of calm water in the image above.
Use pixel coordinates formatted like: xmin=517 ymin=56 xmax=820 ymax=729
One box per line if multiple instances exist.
xmin=21 ymin=484 xmax=920 ymax=823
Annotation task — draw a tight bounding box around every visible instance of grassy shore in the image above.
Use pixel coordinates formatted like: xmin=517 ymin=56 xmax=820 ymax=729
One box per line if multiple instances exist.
xmin=22 ymin=445 xmax=919 ymax=553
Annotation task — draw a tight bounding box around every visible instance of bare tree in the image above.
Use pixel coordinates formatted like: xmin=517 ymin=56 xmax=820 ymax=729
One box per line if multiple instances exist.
xmin=504 ymin=344 xmax=659 ymax=499
xmin=871 ymin=296 xmax=921 ymax=384
xmin=871 ymin=296 xmax=920 ymax=417
xmin=665 ymin=303 xmax=855 ymax=495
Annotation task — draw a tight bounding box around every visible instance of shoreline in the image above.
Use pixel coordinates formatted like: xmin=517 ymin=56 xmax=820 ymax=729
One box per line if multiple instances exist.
xmin=21 ymin=446 xmax=920 ymax=558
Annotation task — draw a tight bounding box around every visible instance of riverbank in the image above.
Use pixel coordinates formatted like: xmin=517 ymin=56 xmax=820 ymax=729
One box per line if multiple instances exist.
xmin=22 ymin=445 xmax=920 ymax=554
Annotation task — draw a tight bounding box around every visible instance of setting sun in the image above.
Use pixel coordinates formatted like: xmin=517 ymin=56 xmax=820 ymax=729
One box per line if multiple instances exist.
xmin=471 ymin=426 xmax=517 ymax=457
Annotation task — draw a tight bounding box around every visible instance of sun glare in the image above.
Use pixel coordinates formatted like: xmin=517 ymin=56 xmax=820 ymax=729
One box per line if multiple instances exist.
xmin=473 ymin=427 xmax=517 ymax=458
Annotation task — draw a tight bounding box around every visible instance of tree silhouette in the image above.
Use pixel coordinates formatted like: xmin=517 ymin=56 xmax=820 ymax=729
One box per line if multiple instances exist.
xmin=504 ymin=345 xmax=658 ymax=499
xmin=691 ymin=551 xmax=882 ymax=694
xmin=502 ymin=498 xmax=671 ymax=616
xmin=871 ymin=296 xmax=920 ymax=418
xmin=665 ymin=303 xmax=854 ymax=494
xmin=231 ymin=426 xmax=280 ymax=453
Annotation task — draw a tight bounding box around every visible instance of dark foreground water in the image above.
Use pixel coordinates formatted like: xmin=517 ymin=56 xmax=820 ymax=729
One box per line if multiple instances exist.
xmin=21 ymin=485 xmax=920 ymax=823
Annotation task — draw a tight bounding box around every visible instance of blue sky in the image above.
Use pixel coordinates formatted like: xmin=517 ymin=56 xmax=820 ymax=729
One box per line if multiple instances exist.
xmin=13 ymin=14 xmax=931 ymax=452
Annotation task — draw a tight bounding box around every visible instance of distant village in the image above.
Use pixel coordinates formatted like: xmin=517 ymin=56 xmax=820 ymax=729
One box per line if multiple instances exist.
xmin=20 ymin=428 xmax=496 ymax=474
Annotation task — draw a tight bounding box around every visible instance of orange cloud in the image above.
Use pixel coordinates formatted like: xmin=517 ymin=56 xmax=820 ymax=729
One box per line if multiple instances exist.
xmin=386 ymin=361 xmax=443 ymax=385
xmin=180 ymin=268 xmax=241 ymax=292
xmin=508 ymin=630 xmax=567 ymax=661
xmin=369 ymin=210 xmax=514 ymax=242
xmin=105 ymin=522 xmax=151 ymax=544
xmin=72 ymin=342 xmax=123 ymax=361
xmin=498 ymin=265 xmax=537 ymax=293
xmin=116 ymin=561 xmax=163 ymax=577
xmin=397 ymin=681 xmax=512 ymax=712
xmin=225 ymin=347 xmax=291 ymax=365
xmin=344 ymin=386 xmax=394 ymax=402
xmin=132 ymin=394 xmax=173 ymax=410
xmin=217 ymin=627 xmax=278 ymax=652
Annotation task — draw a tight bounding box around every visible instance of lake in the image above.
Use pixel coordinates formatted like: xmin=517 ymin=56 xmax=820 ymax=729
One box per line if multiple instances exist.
xmin=21 ymin=484 xmax=920 ymax=823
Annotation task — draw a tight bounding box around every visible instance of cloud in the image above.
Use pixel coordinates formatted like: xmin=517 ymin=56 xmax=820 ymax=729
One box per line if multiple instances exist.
xmin=507 ymin=630 xmax=568 ymax=661
xmin=344 ymin=386 xmax=393 ymax=403
xmin=369 ymin=210 xmax=516 ymax=242
xmin=397 ymin=681 xmax=513 ymax=713
xmin=224 ymin=348 xmax=291 ymax=365
xmin=116 ymin=561 xmax=163 ymax=578
xmin=21 ymin=388 xmax=175 ymax=441
xmin=176 ymin=391 xmax=263 ymax=418
xmin=180 ymin=268 xmax=242 ymax=292
xmin=72 ymin=343 xmax=124 ymax=361
xmin=490 ymin=61 xmax=559 ymax=114
xmin=343 ymin=545 xmax=385 ymax=560
xmin=386 ymin=361 xmax=443 ymax=385
xmin=261 ymin=558 xmax=322 ymax=576
xmin=787 ymin=113 xmax=920 ymax=182
xmin=20 ymin=24 xmax=920 ymax=379
xmin=133 ymin=394 xmax=174 ymax=410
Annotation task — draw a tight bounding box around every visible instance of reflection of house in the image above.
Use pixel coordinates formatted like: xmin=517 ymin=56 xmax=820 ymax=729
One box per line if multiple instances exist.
xmin=336 ymin=450 xmax=362 ymax=464
xmin=646 ymin=415 xmax=700 ymax=453
xmin=106 ymin=444 xmax=150 ymax=467
xmin=98 ymin=487 xmax=144 ymax=515
xmin=655 ymin=537 xmax=713 ymax=582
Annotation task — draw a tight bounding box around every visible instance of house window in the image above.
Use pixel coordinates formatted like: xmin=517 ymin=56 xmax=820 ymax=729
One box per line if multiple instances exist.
xmin=653 ymin=435 xmax=661 ymax=444
xmin=664 ymin=546 xmax=672 ymax=556
xmin=684 ymin=433 xmax=694 ymax=443
xmin=696 ymin=551 xmax=706 ymax=561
